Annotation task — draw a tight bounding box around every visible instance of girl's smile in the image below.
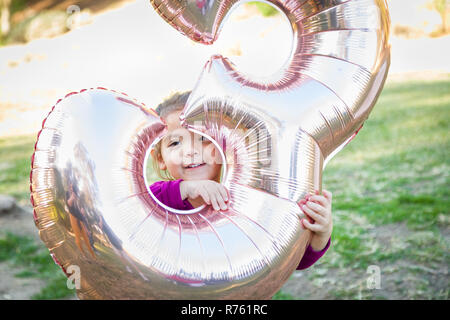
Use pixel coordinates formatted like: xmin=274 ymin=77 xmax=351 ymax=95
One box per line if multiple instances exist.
xmin=184 ymin=162 xmax=206 ymax=169
xmin=157 ymin=110 xmax=222 ymax=182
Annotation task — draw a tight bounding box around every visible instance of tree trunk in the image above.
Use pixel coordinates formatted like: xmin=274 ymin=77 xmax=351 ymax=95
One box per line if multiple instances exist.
xmin=0 ymin=0 xmax=11 ymax=36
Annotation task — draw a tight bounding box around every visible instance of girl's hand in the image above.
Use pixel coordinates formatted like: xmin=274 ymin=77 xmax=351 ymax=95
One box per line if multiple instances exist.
xmin=180 ymin=180 xmax=229 ymax=211
xmin=298 ymin=189 xmax=333 ymax=251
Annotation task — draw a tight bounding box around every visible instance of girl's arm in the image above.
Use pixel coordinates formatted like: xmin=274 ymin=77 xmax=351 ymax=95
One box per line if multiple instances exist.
xmin=150 ymin=179 xmax=194 ymax=210
xmin=296 ymin=190 xmax=333 ymax=270
xmin=296 ymin=237 xmax=331 ymax=270
xmin=180 ymin=180 xmax=229 ymax=211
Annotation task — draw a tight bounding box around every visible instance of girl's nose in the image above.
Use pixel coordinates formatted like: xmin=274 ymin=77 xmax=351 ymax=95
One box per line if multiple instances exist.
xmin=183 ymin=136 xmax=202 ymax=160
xmin=183 ymin=147 xmax=199 ymax=157
xmin=183 ymin=149 xmax=202 ymax=166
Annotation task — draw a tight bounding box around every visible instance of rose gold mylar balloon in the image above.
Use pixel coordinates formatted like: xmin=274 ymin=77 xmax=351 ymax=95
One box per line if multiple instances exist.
xmin=30 ymin=88 xmax=310 ymax=299
xmin=30 ymin=0 xmax=390 ymax=299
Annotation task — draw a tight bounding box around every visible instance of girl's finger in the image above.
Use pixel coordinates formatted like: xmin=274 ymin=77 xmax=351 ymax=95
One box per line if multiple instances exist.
xmin=215 ymin=190 xmax=228 ymax=210
xmin=199 ymin=188 xmax=211 ymax=205
xmin=218 ymin=185 xmax=229 ymax=202
xmin=305 ymin=201 xmax=327 ymax=217
xmin=300 ymin=218 xmax=309 ymax=230
xmin=209 ymin=192 xmax=221 ymax=211
xmin=300 ymin=208 xmax=314 ymax=224
xmin=301 ymin=204 xmax=326 ymax=225
xmin=302 ymin=218 xmax=323 ymax=232
xmin=322 ymin=189 xmax=332 ymax=200
xmin=297 ymin=199 xmax=307 ymax=208
xmin=297 ymin=192 xmax=312 ymax=207
xmin=308 ymin=195 xmax=328 ymax=208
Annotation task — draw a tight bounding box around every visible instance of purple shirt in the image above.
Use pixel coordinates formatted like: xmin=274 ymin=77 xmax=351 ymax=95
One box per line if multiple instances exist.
xmin=150 ymin=179 xmax=330 ymax=270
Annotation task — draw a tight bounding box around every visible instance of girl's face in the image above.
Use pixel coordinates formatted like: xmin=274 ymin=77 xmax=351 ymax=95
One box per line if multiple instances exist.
xmin=156 ymin=110 xmax=222 ymax=182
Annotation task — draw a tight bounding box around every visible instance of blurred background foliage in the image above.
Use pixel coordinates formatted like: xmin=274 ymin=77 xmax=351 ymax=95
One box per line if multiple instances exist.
xmin=0 ymin=0 xmax=449 ymax=46
xmin=0 ymin=0 xmax=125 ymax=45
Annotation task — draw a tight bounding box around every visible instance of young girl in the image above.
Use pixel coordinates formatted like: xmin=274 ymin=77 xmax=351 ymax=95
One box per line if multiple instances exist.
xmin=150 ymin=91 xmax=333 ymax=270
xmin=149 ymin=91 xmax=228 ymax=212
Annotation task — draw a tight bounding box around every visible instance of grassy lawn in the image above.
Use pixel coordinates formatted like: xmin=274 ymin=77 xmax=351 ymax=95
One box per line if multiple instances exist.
xmin=0 ymin=76 xmax=449 ymax=299
xmin=294 ymin=77 xmax=450 ymax=299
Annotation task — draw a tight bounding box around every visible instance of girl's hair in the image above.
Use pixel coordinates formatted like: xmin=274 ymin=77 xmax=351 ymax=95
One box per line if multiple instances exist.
xmin=151 ymin=90 xmax=191 ymax=180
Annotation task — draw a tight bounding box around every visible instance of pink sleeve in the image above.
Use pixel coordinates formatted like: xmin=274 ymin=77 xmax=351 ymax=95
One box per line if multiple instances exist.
xmin=296 ymin=237 xmax=331 ymax=270
xmin=149 ymin=179 xmax=194 ymax=210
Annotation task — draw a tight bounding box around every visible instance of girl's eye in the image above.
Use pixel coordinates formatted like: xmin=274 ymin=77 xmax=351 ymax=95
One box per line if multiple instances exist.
xmin=168 ymin=141 xmax=179 ymax=147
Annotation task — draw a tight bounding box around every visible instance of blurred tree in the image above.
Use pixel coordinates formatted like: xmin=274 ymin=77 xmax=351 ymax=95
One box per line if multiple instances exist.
xmin=0 ymin=0 xmax=11 ymax=36
xmin=248 ymin=1 xmax=278 ymax=17
xmin=432 ymin=0 xmax=449 ymax=32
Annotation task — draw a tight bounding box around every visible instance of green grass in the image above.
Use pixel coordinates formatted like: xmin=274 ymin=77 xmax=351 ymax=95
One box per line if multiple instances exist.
xmin=0 ymin=232 xmax=75 ymax=299
xmin=326 ymin=78 xmax=449 ymax=233
xmin=0 ymin=135 xmax=74 ymax=299
xmin=305 ymin=77 xmax=450 ymax=299
xmin=272 ymin=290 xmax=296 ymax=300
xmin=0 ymin=135 xmax=35 ymax=205
xmin=0 ymin=76 xmax=449 ymax=299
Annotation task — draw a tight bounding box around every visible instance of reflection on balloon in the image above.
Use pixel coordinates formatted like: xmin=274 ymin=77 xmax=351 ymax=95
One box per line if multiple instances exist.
xmin=30 ymin=0 xmax=390 ymax=299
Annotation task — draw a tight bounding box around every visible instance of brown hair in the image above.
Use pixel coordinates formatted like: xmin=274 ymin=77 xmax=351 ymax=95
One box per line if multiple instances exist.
xmin=151 ymin=91 xmax=191 ymax=180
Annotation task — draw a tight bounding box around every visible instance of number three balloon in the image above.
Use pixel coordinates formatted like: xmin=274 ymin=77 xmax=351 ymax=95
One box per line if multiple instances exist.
xmin=30 ymin=0 xmax=390 ymax=299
